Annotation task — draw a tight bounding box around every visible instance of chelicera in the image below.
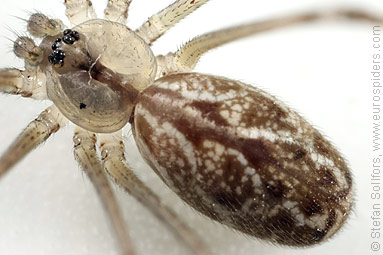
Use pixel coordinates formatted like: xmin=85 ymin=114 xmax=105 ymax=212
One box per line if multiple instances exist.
xmin=0 ymin=0 xmax=381 ymax=254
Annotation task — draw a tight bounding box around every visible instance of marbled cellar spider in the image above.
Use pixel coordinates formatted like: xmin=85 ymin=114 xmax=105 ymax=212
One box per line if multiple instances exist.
xmin=0 ymin=0 xmax=381 ymax=255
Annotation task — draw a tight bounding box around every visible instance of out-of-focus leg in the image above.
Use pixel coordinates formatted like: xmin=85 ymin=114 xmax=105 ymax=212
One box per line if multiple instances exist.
xmin=104 ymin=0 xmax=132 ymax=24
xmin=27 ymin=13 xmax=63 ymax=38
xmin=156 ymin=8 xmax=383 ymax=75
xmin=64 ymin=0 xmax=97 ymax=26
xmin=13 ymin=36 xmax=44 ymax=70
xmin=98 ymin=132 xmax=212 ymax=255
xmin=73 ymin=128 xmax=135 ymax=255
xmin=0 ymin=69 xmax=47 ymax=99
xmin=135 ymin=0 xmax=210 ymax=45
xmin=0 ymin=106 xmax=66 ymax=179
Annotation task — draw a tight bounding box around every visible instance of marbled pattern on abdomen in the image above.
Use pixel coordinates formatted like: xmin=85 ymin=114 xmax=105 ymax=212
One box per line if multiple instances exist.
xmin=132 ymin=72 xmax=352 ymax=246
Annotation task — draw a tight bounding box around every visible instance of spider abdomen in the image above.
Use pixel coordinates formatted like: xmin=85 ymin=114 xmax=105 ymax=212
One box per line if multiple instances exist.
xmin=132 ymin=72 xmax=352 ymax=246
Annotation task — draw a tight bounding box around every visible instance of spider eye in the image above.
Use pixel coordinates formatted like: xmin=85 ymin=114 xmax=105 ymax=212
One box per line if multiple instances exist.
xmin=47 ymin=50 xmax=65 ymax=66
xmin=62 ymin=34 xmax=76 ymax=44
xmin=51 ymin=39 xmax=62 ymax=50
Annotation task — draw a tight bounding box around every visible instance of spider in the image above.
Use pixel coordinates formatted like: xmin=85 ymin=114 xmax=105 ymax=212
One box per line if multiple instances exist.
xmin=0 ymin=0 xmax=380 ymax=255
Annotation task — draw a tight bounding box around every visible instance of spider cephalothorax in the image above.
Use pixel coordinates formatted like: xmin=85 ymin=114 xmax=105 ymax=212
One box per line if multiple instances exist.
xmin=39 ymin=19 xmax=156 ymax=133
xmin=0 ymin=1 xmax=381 ymax=255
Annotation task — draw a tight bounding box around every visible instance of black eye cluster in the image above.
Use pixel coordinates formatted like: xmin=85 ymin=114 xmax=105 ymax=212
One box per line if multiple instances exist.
xmin=62 ymin=29 xmax=80 ymax=44
xmin=48 ymin=29 xmax=80 ymax=66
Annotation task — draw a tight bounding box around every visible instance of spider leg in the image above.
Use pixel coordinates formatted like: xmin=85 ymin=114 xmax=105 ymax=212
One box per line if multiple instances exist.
xmin=73 ymin=128 xmax=135 ymax=255
xmin=13 ymin=36 xmax=43 ymax=70
xmin=135 ymin=0 xmax=210 ymax=45
xmin=104 ymin=0 xmax=132 ymax=24
xmin=98 ymin=132 xmax=212 ymax=255
xmin=0 ymin=105 xmax=66 ymax=179
xmin=0 ymin=69 xmax=47 ymax=99
xmin=156 ymin=8 xmax=383 ymax=74
xmin=27 ymin=13 xmax=63 ymax=38
xmin=64 ymin=0 xmax=97 ymax=26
